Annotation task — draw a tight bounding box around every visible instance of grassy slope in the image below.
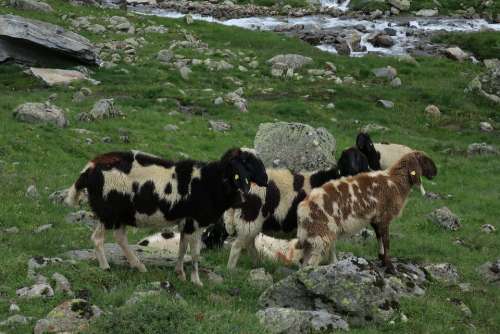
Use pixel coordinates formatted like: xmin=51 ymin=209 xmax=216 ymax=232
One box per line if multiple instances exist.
xmin=350 ymin=0 xmax=500 ymax=15
xmin=0 ymin=0 xmax=500 ymax=333
xmin=432 ymin=31 xmax=500 ymax=60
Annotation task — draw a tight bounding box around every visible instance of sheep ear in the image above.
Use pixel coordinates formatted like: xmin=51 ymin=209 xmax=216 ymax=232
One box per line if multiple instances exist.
xmin=356 ymin=133 xmax=367 ymax=150
xmin=408 ymin=155 xmax=422 ymax=186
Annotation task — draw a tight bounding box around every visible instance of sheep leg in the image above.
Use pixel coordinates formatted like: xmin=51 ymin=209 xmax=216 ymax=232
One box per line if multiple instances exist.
xmin=380 ymin=224 xmax=396 ymax=274
xmin=371 ymin=223 xmax=384 ymax=261
xmin=329 ymin=240 xmax=338 ymax=264
xmin=91 ymin=223 xmax=110 ymax=270
xmin=175 ymin=232 xmax=189 ymax=281
xmin=187 ymin=227 xmax=203 ymax=287
xmin=113 ymin=226 xmax=147 ymax=272
xmin=227 ymin=237 xmax=246 ymax=269
xmin=246 ymin=237 xmax=260 ymax=268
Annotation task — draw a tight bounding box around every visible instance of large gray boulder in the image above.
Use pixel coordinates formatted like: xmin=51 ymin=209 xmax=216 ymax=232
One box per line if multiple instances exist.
xmin=13 ymin=102 xmax=68 ymax=127
xmin=254 ymin=122 xmax=336 ymax=171
xmin=259 ymin=254 xmax=428 ymax=327
xmin=0 ymin=15 xmax=99 ymax=65
xmin=257 ymin=308 xmax=349 ymax=334
xmin=8 ymin=0 xmax=53 ymax=12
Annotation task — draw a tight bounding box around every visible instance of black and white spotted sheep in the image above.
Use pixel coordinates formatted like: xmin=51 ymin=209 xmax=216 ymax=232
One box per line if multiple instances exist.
xmin=65 ymin=148 xmax=268 ymax=286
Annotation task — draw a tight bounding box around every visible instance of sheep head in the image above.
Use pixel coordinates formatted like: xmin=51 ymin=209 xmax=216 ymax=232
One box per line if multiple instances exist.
xmin=221 ymin=148 xmax=268 ymax=194
xmin=356 ymin=132 xmax=381 ymax=170
xmin=391 ymin=151 xmax=437 ymax=187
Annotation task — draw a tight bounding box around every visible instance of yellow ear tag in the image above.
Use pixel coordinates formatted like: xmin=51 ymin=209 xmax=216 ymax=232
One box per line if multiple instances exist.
xmin=410 ymin=170 xmax=416 ymax=176
xmin=234 ymin=174 xmax=239 ymax=180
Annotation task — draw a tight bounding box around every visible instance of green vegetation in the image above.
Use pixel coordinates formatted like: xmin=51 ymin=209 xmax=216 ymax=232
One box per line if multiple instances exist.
xmin=1 ymin=0 xmax=499 ymax=333
xmin=349 ymin=0 xmax=500 ymax=16
xmin=191 ymin=0 xmax=310 ymax=8
xmin=433 ymin=31 xmax=500 ymax=60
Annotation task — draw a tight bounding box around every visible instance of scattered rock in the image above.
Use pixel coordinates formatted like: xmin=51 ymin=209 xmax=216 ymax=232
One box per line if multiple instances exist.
xmin=458 ymin=283 xmax=472 ymax=292
xmin=214 ymin=96 xmax=224 ymax=105
xmin=29 ymin=68 xmax=87 ymax=86
xmin=33 ymin=299 xmax=102 ymax=334
xmin=377 ymin=100 xmax=394 ymax=109
xmin=65 ymin=210 xmax=98 ymax=228
xmin=8 ymin=0 xmax=53 ymax=12
xmin=249 ymin=268 xmax=273 ymax=289
xmin=224 ymin=88 xmax=248 ymax=112
xmin=254 ymin=122 xmax=336 ymax=171
xmin=445 ymin=47 xmax=468 ymax=62
xmin=267 ymin=54 xmax=312 ymax=71
xmin=63 ymin=243 xmax=190 ymax=267
xmin=467 ymin=143 xmax=499 ymax=156
xmin=27 ymin=256 xmax=64 ymax=280
xmin=16 ymin=283 xmax=54 ymax=298
xmin=49 ymin=188 xmax=87 ymax=205
xmin=260 ymin=254 xmax=428 ymax=327
xmin=157 ymin=49 xmax=174 ymax=63
xmin=163 ymin=124 xmax=179 ymax=131
xmin=179 ymin=66 xmax=191 ymax=80
xmin=257 ymin=308 xmax=349 ymax=334
xmin=425 ymin=104 xmax=441 ymax=117
xmin=52 ymin=273 xmax=73 ymax=295
xmin=13 ymin=102 xmax=68 ymax=128
xmin=415 ymin=9 xmax=438 ymax=17
xmin=0 ymin=315 xmax=34 ymax=327
xmin=391 ymin=77 xmax=402 ymax=87
xmin=4 ymin=226 xmax=19 ymax=234
xmin=369 ymin=33 xmax=395 ymax=48
xmin=481 ymin=224 xmax=496 ymax=233
xmin=389 ymin=0 xmax=410 ymax=11
xmin=202 ymin=269 xmax=224 ymax=284
xmin=26 ymin=184 xmax=39 ymax=198
xmin=372 ymin=66 xmax=397 ymax=80
xmin=428 ymin=207 xmax=460 ymax=231
xmin=476 ymin=259 xmax=500 ymax=284
xmin=34 ymin=224 xmax=52 ymax=234
xmin=0 ymin=15 xmax=99 ymax=65
xmin=424 ymin=263 xmax=459 ymax=284
xmin=360 ymin=123 xmax=389 ymax=133
xmin=78 ymin=99 xmax=123 ymax=121
xmin=9 ymin=303 xmax=20 ymax=313
xmin=185 ymin=14 xmax=194 ymax=24
xmin=209 ymin=120 xmax=231 ymax=132
xmin=479 ymin=122 xmax=493 ymax=132
xmin=326 ymin=103 xmax=335 ymax=109
xmin=449 ymin=298 xmax=472 ymax=318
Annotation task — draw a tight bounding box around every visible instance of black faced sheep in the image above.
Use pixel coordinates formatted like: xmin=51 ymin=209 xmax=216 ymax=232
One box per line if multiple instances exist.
xmin=337 ymin=132 xmax=381 ymax=177
xmin=65 ymin=148 xmax=268 ymax=286
xmin=297 ymin=151 xmax=437 ymax=273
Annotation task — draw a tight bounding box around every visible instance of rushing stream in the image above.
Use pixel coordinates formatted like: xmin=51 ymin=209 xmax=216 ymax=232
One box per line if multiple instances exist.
xmin=131 ymin=1 xmax=500 ymax=57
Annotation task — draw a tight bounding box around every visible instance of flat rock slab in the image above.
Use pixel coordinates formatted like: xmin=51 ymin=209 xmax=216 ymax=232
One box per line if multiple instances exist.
xmin=0 ymin=14 xmax=99 ymax=65
xmin=62 ymin=243 xmax=191 ymax=267
xmin=13 ymin=102 xmax=68 ymax=127
xmin=30 ymin=68 xmax=87 ymax=86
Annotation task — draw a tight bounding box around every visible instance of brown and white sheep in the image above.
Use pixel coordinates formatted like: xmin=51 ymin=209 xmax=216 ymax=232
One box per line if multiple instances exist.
xmin=296 ymin=151 xmax=437 ymax=273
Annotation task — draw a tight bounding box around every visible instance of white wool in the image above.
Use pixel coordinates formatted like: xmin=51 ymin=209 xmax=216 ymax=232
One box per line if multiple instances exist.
xmin=254 ymin=234 xmax=303 ymax=265
xmin=137 ymin=232 xmax=182 ymax=255
xmin=374 ymin=143 xmax=413 ymax=170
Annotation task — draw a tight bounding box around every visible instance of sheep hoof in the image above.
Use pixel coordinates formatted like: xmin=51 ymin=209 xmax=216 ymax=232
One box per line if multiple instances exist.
xmin=176 ymin=271 xmax=187 ymax=281
xmin=192 ymin=279 xmax=203 ymax=287
xmin=135 ymin=263 xmax=147 ymax=273
xmin=385 ymin=266 xmax=397 ymax=275
xmin=100 ymin=264 xmax=111 ymax=271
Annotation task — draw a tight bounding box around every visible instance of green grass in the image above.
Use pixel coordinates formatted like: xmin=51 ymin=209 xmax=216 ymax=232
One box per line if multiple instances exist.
xmin=190 ymin=0 xmax=310 ymax=8
xmin=432 ymin=31 xmax=500 ymax=60
xmin=350 ymin=0 xmax=500 ymax=15
xmin=1 ymin=0 xmax=500 ymax=333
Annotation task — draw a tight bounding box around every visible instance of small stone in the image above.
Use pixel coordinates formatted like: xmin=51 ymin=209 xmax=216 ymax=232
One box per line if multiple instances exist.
xmin=157 ymin=49 xmax=174 ymax=63
xmin=238 ymin=65 xmax=248 ymax=72
xmin=0 ymin=315 xmax=33 ymax=327
xmin=9 ymin=303 xmax=20 ymax=313
xmin=424 ymin=263 xmax=459 ymax=284
xmin=52 ymin=272 xmax=73 ymax=295
xmin=458 ymin=283 xmax=472 ymax=292
xmin=26 ymin=185 xmax=39 ymax=198
xmin=326 ymin=103 xmax=335 ymax=109
xmin=391 ymin=77 xmax=402 ymax=87
xmin=481 ymin=224 xmax=496 ymax=233
xmin=4 ymin=227 xmax=19 ymax=234
xmin=179 ymin=66 xmax=191 ymax=80
xmin=467 ymin=143 xmax=499 ymax=156
xmin=377 ymin=100 xmax=394 ymax=109
xmin=205 ymin=270 xmax=224 ymax=284
xmin=428 ymin=206 xmax=461 ymax=231
xmin=209 ymin=120 xmax=231 ymax=132
xmin=185 ymin=14 xmax=193 ymax=25
xmin=101 ymin=136 xmax=112 ymax=143
xmin=361 ymin=123 xmax=389 ymax=133
xmin=400 ymin=313 xmax=408 ymax=322
xmin=248 ymin=60 xmax=259 ymax=69
xmin=248 ymin=268 xmax=273 ymax=289
xmin=372 ymin=66 xmax=398 ymax=80
xmin=214 ymin=97 xmax=224 ymax=105
xmin=34 ymin=224 xmax=52 ymax=234
xmin=16 ymin=283 xmax=54 ymax=299
xmin=445 ymin=47 xmax=468 ymax=62
xmin=163 ymin=124 xmax=179 ymax=131
xmin=479 ymin=122 xmax=493 ymax=132
xmin=425 ymin=104 xmax=441 ymax=117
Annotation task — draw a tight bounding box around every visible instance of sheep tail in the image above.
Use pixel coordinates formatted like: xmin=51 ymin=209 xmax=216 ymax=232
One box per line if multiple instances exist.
xmin=65 ymin=163 xmax=92 ymax=207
